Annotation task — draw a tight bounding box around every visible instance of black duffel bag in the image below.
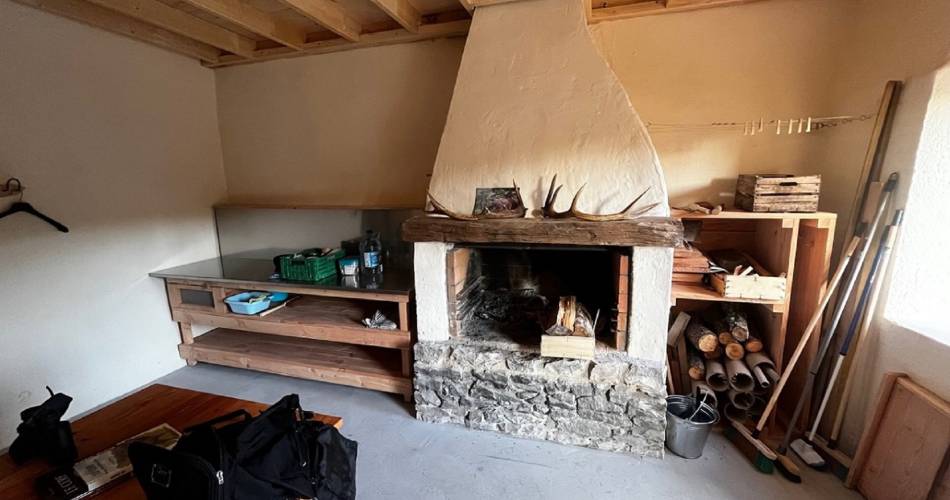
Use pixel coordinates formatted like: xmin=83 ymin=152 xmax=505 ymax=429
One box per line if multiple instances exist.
xmin=129 ymin=394 xmax=357 ymax=500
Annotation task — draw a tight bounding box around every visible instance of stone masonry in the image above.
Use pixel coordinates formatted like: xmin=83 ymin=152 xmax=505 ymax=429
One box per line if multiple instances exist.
xmin=413 ymin=340 xmax=667 ymax=457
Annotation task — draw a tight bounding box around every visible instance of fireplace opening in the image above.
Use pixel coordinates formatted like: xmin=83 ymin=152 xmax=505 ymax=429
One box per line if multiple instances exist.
xmin=446 ymin=245 xmax=629 ymax=351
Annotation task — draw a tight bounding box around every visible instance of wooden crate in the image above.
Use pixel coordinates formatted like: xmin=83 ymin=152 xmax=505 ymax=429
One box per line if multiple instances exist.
xmin=709 ymin=254 xmax=787 ymax=302
xmin=735 ymin=174 xmax=820 ymax=213
xmin=541 ymin=334 xmax=595 ymax=360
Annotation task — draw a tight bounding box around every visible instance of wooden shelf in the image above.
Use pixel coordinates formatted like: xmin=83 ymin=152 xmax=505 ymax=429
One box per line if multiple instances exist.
xmin=669 ymin=210 xmax=837 ymax=430
xmin=180 ymin=329 xmax=412 ymax=397
xmin=172 ymin=296 xmax=411 ymax=349
xmin=673 ymin=208 xmax=837 ymax=222
xmin=670 ymin=282 xmax=785 ymax=312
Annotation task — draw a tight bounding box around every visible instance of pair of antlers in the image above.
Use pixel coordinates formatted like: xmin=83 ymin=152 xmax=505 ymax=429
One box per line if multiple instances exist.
xmin=426 ymin=175 xmax=658 ymax=222
xmin=541 ymin=175 xmax=658 ymax=222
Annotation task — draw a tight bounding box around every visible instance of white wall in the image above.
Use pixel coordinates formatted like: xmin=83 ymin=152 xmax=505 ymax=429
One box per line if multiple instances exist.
xmin=215 ymin=39 xmax=464 ymax=208
xmin=0 ymin=0 xmax=227 ymax=447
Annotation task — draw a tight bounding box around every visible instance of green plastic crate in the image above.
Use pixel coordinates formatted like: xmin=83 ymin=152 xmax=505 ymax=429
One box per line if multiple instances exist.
xmin=279 ymin=249 xmax=344 ymax=282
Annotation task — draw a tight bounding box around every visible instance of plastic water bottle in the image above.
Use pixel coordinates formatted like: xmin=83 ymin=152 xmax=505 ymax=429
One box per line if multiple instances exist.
xmin=359 ymin=230 xmax=382 ymax=275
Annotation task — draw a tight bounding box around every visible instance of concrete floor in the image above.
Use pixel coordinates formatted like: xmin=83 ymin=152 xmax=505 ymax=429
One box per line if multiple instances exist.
xmin=156 ymin=365 xmax=859 ymax=500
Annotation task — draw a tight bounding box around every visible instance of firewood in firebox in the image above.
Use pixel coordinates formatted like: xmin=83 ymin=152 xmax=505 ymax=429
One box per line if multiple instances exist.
xmin=544 ymin=296 xmax=594 ymax=337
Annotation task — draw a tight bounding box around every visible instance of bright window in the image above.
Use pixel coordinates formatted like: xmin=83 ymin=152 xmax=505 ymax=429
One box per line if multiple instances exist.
xmin=884 ymin=66 xmax=950 ymax=345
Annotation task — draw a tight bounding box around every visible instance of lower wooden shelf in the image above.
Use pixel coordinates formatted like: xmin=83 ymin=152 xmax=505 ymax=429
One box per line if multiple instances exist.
xmin=180 ymin=328 xmax=412 ymax=398
xmin=671 ymin=282 xmax=785 ymax=312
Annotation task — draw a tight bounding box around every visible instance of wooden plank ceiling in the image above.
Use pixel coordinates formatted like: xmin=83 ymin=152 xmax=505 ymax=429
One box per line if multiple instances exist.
xmin=14 ymin=0 xmax=762 ymax=67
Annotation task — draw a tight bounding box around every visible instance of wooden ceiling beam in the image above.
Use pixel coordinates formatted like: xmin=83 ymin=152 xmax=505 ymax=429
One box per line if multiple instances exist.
xmin=82 ymin=0 xmax=257 ymax=57
xmin=179 ymin=0 xmax=307 ymax=49
xmin=590 ymin=0 xmax=761 ymax=23
xmin=12 ymin=0 xmax=221 ymax=62
xmin=367 ymin=0 xmax=421 ymax=33
xmin=278 ymin=0 xmax=362 ymax=41
xmin=207 ymin=19 xmax=470 ymax=68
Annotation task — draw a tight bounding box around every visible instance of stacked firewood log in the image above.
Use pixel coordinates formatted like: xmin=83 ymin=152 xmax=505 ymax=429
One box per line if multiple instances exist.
xmin=681 ymin=303 xmax=778 ymax=421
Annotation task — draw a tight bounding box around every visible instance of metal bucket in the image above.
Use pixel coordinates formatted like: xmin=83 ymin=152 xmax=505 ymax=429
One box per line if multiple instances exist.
xmin=665 ymin=394 xmax=719 ymax=459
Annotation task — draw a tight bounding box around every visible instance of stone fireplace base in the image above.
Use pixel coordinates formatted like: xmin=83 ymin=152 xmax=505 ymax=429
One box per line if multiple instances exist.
xmin=413 ymin=340 xmax=667 ymax=457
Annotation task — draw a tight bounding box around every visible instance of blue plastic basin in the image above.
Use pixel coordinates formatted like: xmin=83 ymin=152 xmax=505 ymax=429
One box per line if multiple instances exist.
xmin=224 ymin=292 xmax=271 ymax=315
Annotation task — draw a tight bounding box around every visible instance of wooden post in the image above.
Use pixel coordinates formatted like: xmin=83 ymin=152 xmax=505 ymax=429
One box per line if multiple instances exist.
xmin=212 ymin=286 xmax=228 ymax=313
xmin=178 ymin=322 xmax=196 ymax=366
xmin=398 ymin=302 xmax=410 ymax=332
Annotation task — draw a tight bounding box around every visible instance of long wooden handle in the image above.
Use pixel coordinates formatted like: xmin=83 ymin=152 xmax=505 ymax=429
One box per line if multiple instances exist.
xmin=828 ymin=227 xmax=899 ymax=444
xmin=753 ymin=236 xmax=861 ymax=435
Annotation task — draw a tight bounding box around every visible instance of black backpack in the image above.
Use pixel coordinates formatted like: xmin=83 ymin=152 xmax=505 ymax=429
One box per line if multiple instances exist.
xmin=128 ymin=394 xmax=357 ymax=500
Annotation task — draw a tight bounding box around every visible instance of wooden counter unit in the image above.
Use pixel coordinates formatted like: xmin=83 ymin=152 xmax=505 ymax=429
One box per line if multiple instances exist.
xmin=152 ymin=257 xmax=414 ymax=401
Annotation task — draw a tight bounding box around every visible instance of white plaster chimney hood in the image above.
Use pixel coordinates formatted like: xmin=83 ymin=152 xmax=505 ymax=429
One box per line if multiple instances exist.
xmin=427 ymin=0 xmax=670 ymax=218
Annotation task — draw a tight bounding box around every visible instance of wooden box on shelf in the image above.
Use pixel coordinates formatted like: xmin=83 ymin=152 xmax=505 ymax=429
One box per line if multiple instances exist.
xmin=735 ymin=174 xmax=820 ymax=213
xmin=710 ymin=255 xmax=787 ymax=302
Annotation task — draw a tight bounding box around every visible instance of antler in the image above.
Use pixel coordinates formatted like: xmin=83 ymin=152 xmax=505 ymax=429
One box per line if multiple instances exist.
xmin=425 ymin=191 xmax=477 ymax=221
xmin=541 ymin=175 xmax=582 ymax=219
xmin=573 ymin=186 xmax=656 ymax=222
xmin=541 ymin=175 xmax=657 ymax=221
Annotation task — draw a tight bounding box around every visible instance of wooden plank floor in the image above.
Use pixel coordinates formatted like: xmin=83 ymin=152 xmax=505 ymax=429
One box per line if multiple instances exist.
xmin=0 ymin=384 xmax=342 ymax=499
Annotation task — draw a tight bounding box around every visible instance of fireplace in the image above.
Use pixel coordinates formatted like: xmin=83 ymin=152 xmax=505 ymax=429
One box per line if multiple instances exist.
xmin=404 ymin=218 xmax=680 ymax=456
xmin=403 ymin=0 xmax=681 ymax=457
xmin=448 ymin=245 xmax=630 ymax=351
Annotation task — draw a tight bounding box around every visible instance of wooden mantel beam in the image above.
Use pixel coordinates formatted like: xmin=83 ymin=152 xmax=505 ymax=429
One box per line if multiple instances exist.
xmin=83 ymin=0 xmax=257 ymax=57
xmin=179 ymin=0 xmax=307 ymax=49
xmin=402 ymin=216 xmax=684 ymax=247
xmin=278 ymin=0 xmax=362 ymax=42
xmin=367 ymin=0 xmax=421 ymax=33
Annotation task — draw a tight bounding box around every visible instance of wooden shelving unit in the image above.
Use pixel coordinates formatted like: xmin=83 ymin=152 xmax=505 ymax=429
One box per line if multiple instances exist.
xmin=180 ymin=329 xmax=410 ymax=396
xmin=669 ymin=209 xmax=837 ymax=429
xmin=153 ymin=271 xmax=414 ymax=401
